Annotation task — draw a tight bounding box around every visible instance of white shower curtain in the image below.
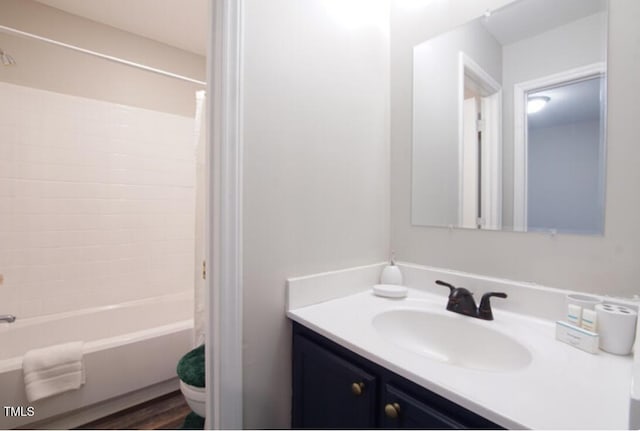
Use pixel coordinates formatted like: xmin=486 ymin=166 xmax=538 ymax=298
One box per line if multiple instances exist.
xmin=193 ymin=90 xmax=207 ymax=346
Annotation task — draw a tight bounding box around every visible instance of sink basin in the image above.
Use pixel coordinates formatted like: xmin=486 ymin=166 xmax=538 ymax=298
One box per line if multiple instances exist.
xmin=373 ymin=309 xmax=532 ymax=372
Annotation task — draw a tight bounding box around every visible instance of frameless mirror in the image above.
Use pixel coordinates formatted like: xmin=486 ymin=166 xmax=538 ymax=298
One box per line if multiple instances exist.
xmin=411 ymin=0 xmax=608 ymax=235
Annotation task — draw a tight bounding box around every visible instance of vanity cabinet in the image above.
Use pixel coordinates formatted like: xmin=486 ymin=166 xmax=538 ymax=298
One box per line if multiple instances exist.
xmin=293 ymin=334 xmax=377 ymax=428
xmin=292 ymin=322 xmax=502 ymax=429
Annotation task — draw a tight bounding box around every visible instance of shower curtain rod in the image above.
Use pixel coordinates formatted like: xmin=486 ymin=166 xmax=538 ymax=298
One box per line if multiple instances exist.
xmin=0 ymin=25 xmax=206 ymax=86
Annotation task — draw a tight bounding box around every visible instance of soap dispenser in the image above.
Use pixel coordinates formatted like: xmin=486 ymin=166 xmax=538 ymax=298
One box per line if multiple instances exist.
xmin=380 ymin=254 xmax=403 ymax=285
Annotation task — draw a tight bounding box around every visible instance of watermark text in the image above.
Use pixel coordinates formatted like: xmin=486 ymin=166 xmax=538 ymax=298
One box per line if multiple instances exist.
xmin=3 ymin=406 xmax=35 ymax=417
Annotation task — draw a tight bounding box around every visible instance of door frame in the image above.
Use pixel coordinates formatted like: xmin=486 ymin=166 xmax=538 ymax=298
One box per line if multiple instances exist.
xmin=207 ymin=0 xmax=244 ymax=429
xmin=480 ymin=92 xmax=502 ymax=230
xmin=512 ymin=62 xmax=605 ymax=232
xmin=457 ymin=52 xmax=502 ymax=229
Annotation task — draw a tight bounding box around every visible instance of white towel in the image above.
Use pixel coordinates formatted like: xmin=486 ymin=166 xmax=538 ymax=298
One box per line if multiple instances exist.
xmin=22 ymin=341 xmax=85 ymax=402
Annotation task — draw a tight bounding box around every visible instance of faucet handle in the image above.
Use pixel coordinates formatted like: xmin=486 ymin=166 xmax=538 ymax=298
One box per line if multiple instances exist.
xmin=436 ymin=280 xmax=474 ymax=297
xmin=478 ymin=292 xmax=507 ymax=320
xmin=435 ymin=280 xmax=456 ymax=296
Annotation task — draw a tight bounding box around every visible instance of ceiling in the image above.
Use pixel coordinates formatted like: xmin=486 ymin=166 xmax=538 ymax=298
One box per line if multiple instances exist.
xmin=35 ymin=0 xmax=208 ymax=56
xmin=528 ymin=76 xmax=603 ymax=129
xmin=482 ymin=0 xmax=607 ymax=46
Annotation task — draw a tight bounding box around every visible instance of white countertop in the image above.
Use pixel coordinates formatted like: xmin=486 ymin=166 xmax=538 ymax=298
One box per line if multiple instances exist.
xmin=287 ymin=288 xmax=633 ymax=429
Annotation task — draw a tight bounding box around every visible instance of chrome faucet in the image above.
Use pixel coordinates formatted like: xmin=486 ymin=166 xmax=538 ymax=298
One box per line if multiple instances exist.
xmin=0 ymin=314 xmax=16 ymax=323
xmin=436 ymin=280 xmax=507 ymax=320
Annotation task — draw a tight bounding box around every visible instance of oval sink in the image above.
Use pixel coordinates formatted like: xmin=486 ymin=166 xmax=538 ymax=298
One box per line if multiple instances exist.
xmin=373 ymin=309 xmax=532 ymax=372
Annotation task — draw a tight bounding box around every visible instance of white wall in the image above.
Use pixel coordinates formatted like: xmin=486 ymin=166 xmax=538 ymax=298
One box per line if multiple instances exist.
xmin=412 ymin=20 xmax=502 ymax=227
xmin=391 ymin=0 xmax=640 ymax=298
xmin=241 ymin=0 xmax=390 ymax=427
xmin=0 ymin=82 xmax=195 ymax=318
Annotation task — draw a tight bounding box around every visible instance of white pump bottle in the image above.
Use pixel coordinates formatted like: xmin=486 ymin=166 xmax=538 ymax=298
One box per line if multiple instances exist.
xmin=380 ymin=254 xmax=403 ymax=285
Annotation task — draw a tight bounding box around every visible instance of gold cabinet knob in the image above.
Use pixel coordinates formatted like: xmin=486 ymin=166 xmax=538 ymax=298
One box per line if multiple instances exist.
xmin=384 ymin=403 xmax=401 ymax=419
xmin=351 ymin=382 xmax=365 ymax=396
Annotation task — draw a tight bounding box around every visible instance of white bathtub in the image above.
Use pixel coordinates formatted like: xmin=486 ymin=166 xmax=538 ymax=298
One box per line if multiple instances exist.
xmin=0 ymin=292 xmax=194 ymax=429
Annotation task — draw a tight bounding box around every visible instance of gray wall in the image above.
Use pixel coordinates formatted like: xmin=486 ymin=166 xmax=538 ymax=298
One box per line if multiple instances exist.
xmin=528 ymin=120 xmax=602 ymax=234
xmin=391 ymin=0 xmax=640 ymax=297
xmin=501 ymin=11 xmax=607 ymax=226
xmin=241 ymin=0 xmax=390 ymax=427
xmin=412 ymin=19 xmax=502 ymax=226
xmin=0 ymin=0 xmax=205 ymax=116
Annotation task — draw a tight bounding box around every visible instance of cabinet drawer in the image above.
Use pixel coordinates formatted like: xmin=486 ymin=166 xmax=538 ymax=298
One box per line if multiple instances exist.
xmin=381 ymin=383 xmax=463 ymax=429
xmin=381 ymin=376 xmax=500 ymax=429
xmin=293 ymin=334 xmax=378 ymax=428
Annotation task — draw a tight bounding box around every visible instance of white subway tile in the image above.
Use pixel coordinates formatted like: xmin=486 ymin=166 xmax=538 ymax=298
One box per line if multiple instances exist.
xmin=1 ymin=82 xmax=195 ymax=317
xmin=13 ymin=180 xmax=41 ymax=198
xmin=0 ymin=160 xmax=15 ymax=179
xmin=0 ymin=199 xmax=13 ymax=215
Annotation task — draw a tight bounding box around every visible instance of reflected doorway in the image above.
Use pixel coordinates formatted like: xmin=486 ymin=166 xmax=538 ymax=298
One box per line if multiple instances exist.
xmin=513 ymin=63 xmax=606 ymax=234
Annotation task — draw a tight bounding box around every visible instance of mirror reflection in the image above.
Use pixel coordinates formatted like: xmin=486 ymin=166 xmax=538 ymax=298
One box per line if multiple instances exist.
xmin=411 ymin=0 xmax=608 ymax=235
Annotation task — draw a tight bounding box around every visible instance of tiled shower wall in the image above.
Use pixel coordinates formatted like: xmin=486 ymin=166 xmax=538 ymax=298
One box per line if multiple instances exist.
xmin=0 ymin=82 xmax=196 ymax=318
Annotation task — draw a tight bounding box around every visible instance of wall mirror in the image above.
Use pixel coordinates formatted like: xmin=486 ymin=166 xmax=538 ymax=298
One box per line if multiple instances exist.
xmin=411 ymin=0 xmax=608 ymax=235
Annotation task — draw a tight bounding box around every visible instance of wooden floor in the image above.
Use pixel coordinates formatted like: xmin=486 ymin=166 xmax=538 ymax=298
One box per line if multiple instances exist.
xmin=76 ymin=391 xmax=191 ymax=430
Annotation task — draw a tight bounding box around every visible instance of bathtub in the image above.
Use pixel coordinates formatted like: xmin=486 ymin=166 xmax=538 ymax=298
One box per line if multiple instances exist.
xmin=0 ymin=292 xmax=194 ymax=429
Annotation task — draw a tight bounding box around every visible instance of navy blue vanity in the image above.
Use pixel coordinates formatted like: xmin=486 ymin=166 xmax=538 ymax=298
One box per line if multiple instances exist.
xmin=292 ymin=322 xmax=502 ymax=429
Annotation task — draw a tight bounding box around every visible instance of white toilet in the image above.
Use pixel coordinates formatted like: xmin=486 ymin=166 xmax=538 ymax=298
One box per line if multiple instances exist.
xmin=177 ymin=344 xmax=206 ymax=418
xmin=179 ymin=380 xmax=206 ymax=417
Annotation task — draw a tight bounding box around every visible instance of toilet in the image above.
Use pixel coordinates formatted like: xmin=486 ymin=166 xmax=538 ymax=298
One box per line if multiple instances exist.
xmin=177 ymin=344 xmax=206 ymax=418
xmin=180 ymin=380 xmax=206 ymax=417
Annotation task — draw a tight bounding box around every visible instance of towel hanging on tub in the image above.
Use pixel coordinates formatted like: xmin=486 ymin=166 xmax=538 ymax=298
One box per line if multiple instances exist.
xmin=22 ymin=341 xmax=86 ymax=402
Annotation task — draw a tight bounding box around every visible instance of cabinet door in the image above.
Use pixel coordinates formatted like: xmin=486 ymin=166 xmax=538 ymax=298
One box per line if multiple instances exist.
xmin=381 ymin=384 xmax=463 ymax=429
xmin=293 ymin=334 xmax=377 ymax=429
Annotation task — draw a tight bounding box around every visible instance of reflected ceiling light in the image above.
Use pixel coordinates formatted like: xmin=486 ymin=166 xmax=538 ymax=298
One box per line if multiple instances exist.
xmin=527 ymin=96 xmax=550 ymax=114
xmin=0 ymin=49 xmax=16 ymax=66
